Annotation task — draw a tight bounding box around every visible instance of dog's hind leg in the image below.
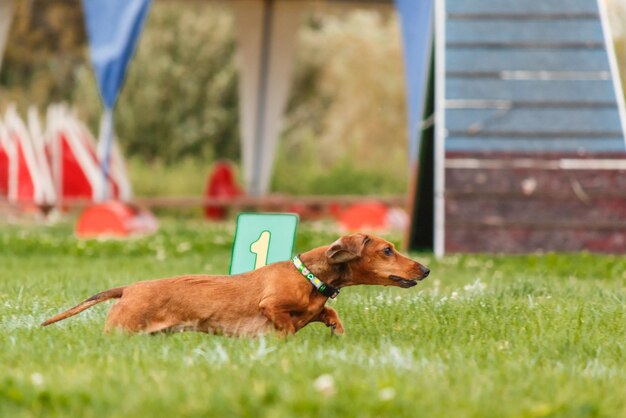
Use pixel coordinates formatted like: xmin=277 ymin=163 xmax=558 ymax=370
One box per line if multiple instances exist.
xmin=259 ymin=300 xmax=297 ymax=336
xmin=103 ymin=299 xmax=152 ymax=333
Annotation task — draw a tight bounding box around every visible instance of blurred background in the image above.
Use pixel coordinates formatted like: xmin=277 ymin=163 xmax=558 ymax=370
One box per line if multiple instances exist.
xmin=1 ymin=0 xmax=625 ymax=253
xmin=0 ymin=0 xmax=417 ymax=197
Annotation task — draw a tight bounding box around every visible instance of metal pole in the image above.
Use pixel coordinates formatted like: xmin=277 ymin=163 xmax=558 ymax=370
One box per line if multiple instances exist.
xmin=250 ymin=0 xmax=274 ymax=197
xmin=100 ymin=107 xmax=114 ymax=201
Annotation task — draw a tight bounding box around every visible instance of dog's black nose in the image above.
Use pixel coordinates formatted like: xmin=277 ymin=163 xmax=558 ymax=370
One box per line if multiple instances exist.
xmin=420 ymin=266 xmax=430 ymax=278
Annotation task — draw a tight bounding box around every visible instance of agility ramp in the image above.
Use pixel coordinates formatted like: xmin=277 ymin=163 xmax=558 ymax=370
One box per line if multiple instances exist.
xmin=409 ymin=0 xmax=626 ymax=254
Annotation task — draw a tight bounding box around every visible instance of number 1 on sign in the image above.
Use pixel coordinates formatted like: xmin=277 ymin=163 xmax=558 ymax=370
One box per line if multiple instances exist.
xmin=250 ymin=231 xmax=271 ymax=270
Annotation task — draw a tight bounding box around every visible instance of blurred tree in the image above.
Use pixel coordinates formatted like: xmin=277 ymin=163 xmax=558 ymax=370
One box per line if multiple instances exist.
xmin=0 ymin=0 xmax=86 ymax=108
xmin=72 ymin=3 xmax=240 ymax=163
xmin=274 ymin=10 xmax=408 ymax=194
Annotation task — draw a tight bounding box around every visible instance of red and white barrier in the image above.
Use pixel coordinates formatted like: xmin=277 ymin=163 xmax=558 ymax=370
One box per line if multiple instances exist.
xmin=48 ymin=105 xmax=132 ymax=203
xmin=0 ymin=121 xmax=12 ymax=197
xmin=3 ymin=106 xmax=54 ymax=207
xmin=47 ymin=104 xmax=104 ymax=201
xmin=27 ymin=107 xmax=56 ymax=205
xmin=1 ymin=103 xmax=133 ymax=210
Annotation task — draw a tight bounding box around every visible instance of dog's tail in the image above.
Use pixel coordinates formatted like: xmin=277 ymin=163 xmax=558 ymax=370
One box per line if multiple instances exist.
xmin=41 ymin=287 xmax=125 ymax=327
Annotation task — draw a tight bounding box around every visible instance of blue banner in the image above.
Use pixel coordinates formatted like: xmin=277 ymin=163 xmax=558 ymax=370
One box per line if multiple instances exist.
xmin=82 ymin=0 xmax=151 ymax=109
xmin=395 ymin=0 xmax=434 ymax=165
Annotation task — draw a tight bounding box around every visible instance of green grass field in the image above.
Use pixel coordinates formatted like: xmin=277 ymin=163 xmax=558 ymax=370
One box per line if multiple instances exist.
xmin=1 ymin=220 xmax=625 ymax=417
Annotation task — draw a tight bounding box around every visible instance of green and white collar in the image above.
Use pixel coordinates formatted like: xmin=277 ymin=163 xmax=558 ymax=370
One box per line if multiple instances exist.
xmin=292 ymin=255 xmax=340 ymax=299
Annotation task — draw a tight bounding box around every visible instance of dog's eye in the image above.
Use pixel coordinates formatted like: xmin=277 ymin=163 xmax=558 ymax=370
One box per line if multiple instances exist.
xmin=383 ymin=247 xmax=393 ymax=256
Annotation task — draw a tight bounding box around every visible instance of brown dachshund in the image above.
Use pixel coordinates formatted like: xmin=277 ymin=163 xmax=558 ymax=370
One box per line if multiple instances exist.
xmin=41 ymin=233 xmax=430 ymax=336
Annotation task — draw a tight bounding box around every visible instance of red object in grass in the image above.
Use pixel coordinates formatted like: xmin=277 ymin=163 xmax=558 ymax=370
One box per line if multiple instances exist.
xmin=338 ymin=201 xmax=389 ymax=231
xmin=75 ymin=201 xmax=158 ymax=238
xmin=204 ymin=161 xmax=243 ymax=220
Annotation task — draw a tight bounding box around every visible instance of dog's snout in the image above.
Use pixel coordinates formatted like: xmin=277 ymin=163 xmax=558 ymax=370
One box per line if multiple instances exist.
xmin=420 ymin=266 xmax=430 ymax=278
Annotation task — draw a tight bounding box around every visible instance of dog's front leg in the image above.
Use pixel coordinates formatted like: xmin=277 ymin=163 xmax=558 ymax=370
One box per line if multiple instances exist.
xmin=314 ymin=306 xmax=344 ymax=336
xmin=259 ymin=301 xmax=297 ymax=336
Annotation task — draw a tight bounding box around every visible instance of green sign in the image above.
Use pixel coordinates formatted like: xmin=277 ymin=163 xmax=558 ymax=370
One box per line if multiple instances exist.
xmin=229 ymin=213 xmax=299 ymax=275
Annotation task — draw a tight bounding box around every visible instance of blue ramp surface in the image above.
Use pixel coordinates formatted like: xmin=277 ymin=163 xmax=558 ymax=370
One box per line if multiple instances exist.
xmin=442 ymin=0 xmax=626 ymax=153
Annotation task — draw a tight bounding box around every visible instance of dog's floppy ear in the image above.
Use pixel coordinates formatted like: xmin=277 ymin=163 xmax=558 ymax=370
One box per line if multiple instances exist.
xmin=326 ymin=234 xmax=371 ymax=264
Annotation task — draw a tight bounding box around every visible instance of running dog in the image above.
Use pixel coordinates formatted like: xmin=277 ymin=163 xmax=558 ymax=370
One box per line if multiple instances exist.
xmin=41 ymin=233 xmax=430 ymax=336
